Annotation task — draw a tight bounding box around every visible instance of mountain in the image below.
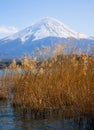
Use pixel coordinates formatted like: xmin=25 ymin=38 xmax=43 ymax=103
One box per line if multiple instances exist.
xmin=2 ymin=17 xmax=87 ymax=42
xmin=0 ymin=17 xmax=94 ymax=59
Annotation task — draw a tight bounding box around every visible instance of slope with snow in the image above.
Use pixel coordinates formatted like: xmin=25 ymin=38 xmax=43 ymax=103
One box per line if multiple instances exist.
xmin=3 ymin=17 xmax=87 ymax=43
xmin=0 ymin=17 xmax=93 ymax=59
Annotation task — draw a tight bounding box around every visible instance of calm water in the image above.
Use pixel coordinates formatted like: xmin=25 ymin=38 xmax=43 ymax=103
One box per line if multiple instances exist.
xmin=0 ymin=100 xmax=94 ymax=130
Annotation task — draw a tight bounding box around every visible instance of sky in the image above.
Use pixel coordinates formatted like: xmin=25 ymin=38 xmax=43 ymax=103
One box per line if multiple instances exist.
xmin=0 ymin=0 xmax=94 ymax=38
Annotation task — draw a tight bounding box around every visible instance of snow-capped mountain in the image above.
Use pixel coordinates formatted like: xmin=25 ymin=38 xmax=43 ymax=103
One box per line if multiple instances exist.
xmin=3 ymin=17 xmax=87 ymax=42
xmin=0 ymin=17 xmax=93 ymax=59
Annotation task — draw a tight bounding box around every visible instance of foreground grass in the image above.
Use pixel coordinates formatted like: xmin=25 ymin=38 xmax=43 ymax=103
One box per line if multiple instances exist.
xmin=0 ymin=52 xmax=94 ymax=117
xmin=0 ymin=72 xmax=13 ymax=100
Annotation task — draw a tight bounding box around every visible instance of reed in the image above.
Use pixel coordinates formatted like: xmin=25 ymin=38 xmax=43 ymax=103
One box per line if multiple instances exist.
xmin=4 ymin=48 xmax=94 ymax=116
xmin=0 ymin=73 xmax=12 ymax=100
xmin=0 ymin=44 xmax=92 ymax=118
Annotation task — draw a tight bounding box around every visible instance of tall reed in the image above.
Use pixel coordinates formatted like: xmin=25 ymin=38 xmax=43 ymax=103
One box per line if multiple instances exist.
xmin=5 ymin=48 xmax=94 ymax=116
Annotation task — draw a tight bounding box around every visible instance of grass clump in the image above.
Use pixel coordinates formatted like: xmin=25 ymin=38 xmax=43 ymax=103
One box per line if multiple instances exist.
xmin=4 ymin=49 xmax=94 ymax=117
xmin=0 ymin=74 xmax=11 ymax=100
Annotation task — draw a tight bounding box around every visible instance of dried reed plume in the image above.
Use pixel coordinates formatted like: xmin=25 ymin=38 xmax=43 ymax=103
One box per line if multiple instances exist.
xmin=1 ymin=45 xmax=94 ymax=117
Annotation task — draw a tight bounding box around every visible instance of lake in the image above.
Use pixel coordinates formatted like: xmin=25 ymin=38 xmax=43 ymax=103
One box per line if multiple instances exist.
xmin=0 ymin=100 xmax=94 ymax=129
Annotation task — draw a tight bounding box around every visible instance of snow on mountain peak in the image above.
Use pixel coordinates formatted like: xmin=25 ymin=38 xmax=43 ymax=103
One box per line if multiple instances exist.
xmin=3 ymin=17 xmax=87 ymax=42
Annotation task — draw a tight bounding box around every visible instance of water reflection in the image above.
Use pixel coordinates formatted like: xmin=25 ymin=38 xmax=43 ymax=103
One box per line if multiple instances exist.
xmin=0 ymin=100 xmax=94 ymax=130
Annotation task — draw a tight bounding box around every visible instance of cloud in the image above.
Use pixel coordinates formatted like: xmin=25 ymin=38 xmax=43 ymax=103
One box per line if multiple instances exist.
xmin=0 ymin=26 xmax=18 ymax=34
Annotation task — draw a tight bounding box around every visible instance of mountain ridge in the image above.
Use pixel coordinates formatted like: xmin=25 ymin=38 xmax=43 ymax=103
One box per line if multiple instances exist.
xmin=2 ymin=17 xmax=87 ymax=42
xmin=0 ymin=17 xmax=93 ymax=59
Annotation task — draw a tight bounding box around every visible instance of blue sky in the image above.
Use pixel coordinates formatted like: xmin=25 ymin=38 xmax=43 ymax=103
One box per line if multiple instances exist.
xmin=0 ymin=0 xmax=94 ymax=38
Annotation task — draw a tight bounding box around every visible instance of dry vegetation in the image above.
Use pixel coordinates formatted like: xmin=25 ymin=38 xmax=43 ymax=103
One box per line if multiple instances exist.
xmin=0 ymin=71 xmax=13 ymax=100
xmin=0 ymin=46 xmax=94 ymax=117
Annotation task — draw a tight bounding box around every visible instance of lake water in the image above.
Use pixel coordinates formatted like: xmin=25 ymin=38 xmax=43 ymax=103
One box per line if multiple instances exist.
xmin=0 ymin=100 xmax=94 ymax=130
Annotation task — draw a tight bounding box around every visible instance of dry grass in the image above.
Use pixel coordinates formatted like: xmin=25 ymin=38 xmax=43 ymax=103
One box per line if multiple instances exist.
xmin=3 ymin=51 xmax=94 ymax=116
xmin=0 ymin=76 xmax=9 ymax=100
xmin=0 ymin=46 xmax=94 ymax=117
xmin=0 ymin=73 xmax=12 ymax=100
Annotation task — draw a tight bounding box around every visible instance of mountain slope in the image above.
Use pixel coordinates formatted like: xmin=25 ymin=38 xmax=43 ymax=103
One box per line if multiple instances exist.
xmin=0 ymin=17 xmax=93 ymax=59
xmin=2 ymin=17 xmax=87 ymax=42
